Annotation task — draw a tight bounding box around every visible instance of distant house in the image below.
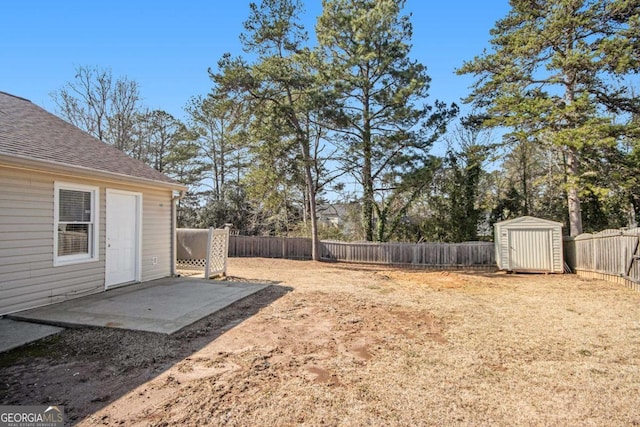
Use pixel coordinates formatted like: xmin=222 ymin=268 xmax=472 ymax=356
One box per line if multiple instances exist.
xmin=317 ymin=203 xmax=348 ymax=227
xmin=0 ymin=92 xmax=186 ymax=315
xmin=317 ymin=202 xmax=360 ymax=237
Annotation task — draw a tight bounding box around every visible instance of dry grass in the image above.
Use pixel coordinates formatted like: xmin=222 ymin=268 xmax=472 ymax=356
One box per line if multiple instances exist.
xmin=75 ymin=259 xmax=640 ymax=425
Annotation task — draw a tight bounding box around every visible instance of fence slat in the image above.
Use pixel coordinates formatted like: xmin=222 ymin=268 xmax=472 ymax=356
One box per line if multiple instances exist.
xmin=564 ymin=230 xmax=640 ymax=289
xmin=224 ymin=236 xmax=495 ymax=268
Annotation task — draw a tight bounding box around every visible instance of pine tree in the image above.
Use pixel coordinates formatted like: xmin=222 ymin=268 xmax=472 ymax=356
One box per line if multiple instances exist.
xmin=458 ymin=0 xmax=640 ymax=235
xmin=317 ymin=0 xmax=457 ymax=241
xmin=213 ymin=0 xmax=331 ymax=258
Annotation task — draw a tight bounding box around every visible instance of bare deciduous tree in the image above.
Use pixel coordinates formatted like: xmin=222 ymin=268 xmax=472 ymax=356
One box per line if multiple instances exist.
xmin=51 ymin=65 xmax=141 ymax=152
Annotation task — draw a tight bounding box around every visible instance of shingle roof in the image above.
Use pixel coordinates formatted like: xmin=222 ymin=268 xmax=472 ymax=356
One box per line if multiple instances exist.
xmin=0 ymin=91 xmax=180 ymax=186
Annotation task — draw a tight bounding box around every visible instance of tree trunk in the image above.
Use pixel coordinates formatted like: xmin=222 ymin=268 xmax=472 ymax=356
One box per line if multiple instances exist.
xmin=220 ymin=120 xmax=226 ymax=202
xmin=362 ymin=152 xmax=374 ymax=242
xmin=299 ymin=135 xmax=320 ymax=261
xmin=374 ymin=203 xmax=386 ymax=242
xmin=566 ymin=147 xmax=583 ymax=236
xmin=563 ymin=76 xmax=583 ymax=236
xmin=307 ymin=178 xmax=320 ymax=261
xmin=362 ymin=97 xmax=374 ymax=241
xmin=521 ymin=143 xmax=530 ymax=216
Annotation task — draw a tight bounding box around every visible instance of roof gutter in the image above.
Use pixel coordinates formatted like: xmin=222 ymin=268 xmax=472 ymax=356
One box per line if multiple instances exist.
xmin=171 ymin=189 xmax=187 ymax=277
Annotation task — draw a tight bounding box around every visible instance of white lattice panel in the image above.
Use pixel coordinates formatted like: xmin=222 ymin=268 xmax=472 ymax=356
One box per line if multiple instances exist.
xmin=176 ymin=259 xmax=206 ymax=269
xmin=205 ymin=228 xmax=229 ymax=278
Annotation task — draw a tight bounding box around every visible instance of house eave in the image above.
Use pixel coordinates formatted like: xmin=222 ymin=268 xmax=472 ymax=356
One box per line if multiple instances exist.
xmin=0 ymin=153 xmax=187 ymax=191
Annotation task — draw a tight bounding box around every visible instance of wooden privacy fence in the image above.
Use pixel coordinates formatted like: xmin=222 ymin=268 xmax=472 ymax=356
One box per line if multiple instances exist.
xmin=227 ymin=235 xmax=495 ymax=269
xmin=564 ymin=228 xmax=640 ymax=291
xmin=321 ymin=240 xmax=495 ymax=268
xmin=228 ymin=236 xmax=312 ymax=260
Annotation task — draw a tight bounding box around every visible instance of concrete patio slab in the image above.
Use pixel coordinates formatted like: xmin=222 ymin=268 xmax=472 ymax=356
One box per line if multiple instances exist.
xmin=0 ymin=318 xmax=63 ymax=353
xmin=7 ymin=277 xmax=269 ymax=335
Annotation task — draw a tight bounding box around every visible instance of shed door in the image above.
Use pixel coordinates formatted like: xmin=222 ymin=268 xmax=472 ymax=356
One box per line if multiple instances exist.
xmin=509 ymin=229 xmax=552 ymax=271
xmin=106 ymin=190 xmax=141 ymax=288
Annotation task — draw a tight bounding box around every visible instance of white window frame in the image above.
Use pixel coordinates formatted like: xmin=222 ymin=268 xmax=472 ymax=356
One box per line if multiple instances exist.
xmin=53 ymin=182 xmax=100 ymax=266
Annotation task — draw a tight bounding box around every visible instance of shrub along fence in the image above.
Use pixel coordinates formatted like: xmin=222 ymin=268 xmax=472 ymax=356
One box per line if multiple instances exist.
xmin=564 ymin=228 xmax=640 ymax=291
xmin=226 ymin=235 xmax=495 ymax=269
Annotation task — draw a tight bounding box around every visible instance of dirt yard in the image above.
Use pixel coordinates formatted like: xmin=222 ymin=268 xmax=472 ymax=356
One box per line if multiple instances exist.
xmin=2 ymin=258 xmax=640 ymax=426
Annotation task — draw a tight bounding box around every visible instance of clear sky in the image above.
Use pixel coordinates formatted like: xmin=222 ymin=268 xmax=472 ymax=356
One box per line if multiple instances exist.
xmin=1 ymin=1 xmax=510 ymax=123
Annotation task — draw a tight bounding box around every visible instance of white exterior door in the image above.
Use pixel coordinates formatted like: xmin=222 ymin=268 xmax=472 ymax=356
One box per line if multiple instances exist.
xmin=509 ymin=229 xmax=552 ymax=271
xmin=106 ymin=190 xmax=141 ymax=288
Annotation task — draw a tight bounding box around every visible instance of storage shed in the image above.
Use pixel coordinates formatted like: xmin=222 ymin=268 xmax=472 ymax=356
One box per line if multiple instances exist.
xmin=494 ymin=216 xmax=564 ymax=273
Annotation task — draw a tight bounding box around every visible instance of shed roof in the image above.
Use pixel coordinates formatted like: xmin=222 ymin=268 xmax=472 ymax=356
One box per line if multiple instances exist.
xmin=495 ymin=216 xmax=563 ymax=227
xmin=0 ymin=91 xmax=182 ymax=188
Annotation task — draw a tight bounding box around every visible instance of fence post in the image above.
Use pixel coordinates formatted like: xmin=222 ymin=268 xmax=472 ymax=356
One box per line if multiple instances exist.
xmin=204 ymin=226 xmax=213 ymax=279
xmin=222 ymin=226 xmax=230 ymax=276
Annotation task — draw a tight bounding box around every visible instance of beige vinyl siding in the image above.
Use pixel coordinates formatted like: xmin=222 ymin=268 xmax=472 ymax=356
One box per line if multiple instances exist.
xmin=552 ymin=226 xmax=563 ymax=272
xmin=0 ymin=165 xmax=174 ymax=315
xmin=0 ymin=168 xmax=104 ymax=314
xmin=139 ymin=189 xmax=172 ymax=281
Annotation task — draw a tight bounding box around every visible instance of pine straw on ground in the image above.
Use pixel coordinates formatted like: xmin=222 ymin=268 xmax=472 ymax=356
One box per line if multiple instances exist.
xmin=7 ymin=258 xmax=640 ymax=426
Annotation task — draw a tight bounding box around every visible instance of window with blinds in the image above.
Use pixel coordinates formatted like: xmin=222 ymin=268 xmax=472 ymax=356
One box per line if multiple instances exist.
xmin=54 ymin=183 xmax=99 ymax=265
